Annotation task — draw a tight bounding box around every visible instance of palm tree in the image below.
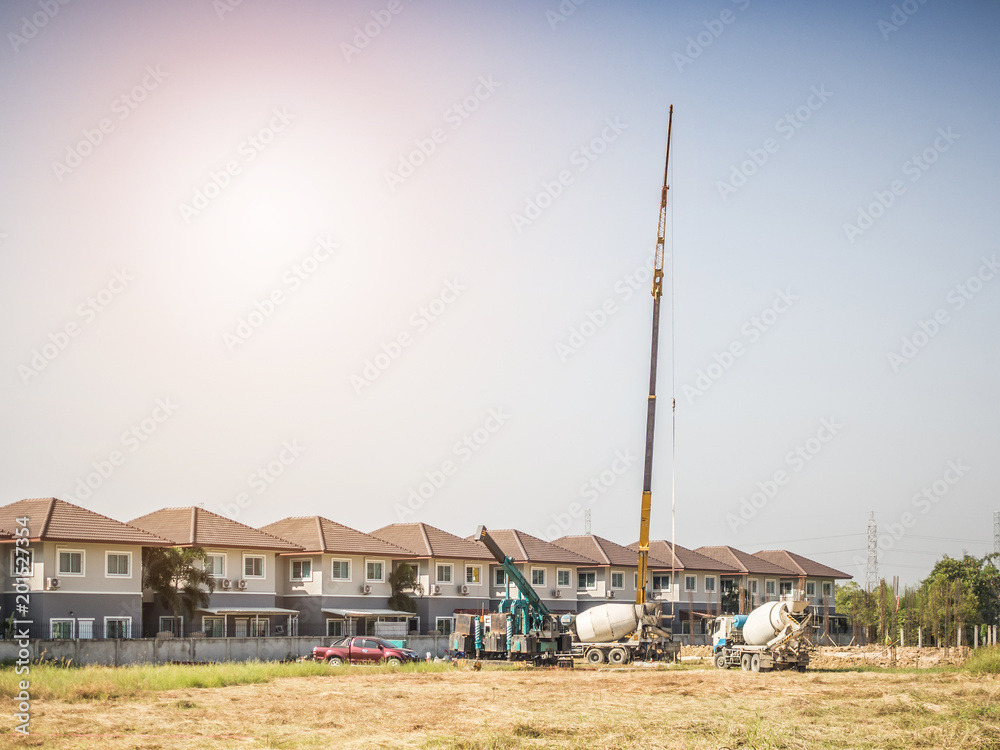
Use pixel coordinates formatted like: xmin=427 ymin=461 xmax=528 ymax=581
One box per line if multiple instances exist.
xmin=142 ymin=547 xmax=216 ymax=635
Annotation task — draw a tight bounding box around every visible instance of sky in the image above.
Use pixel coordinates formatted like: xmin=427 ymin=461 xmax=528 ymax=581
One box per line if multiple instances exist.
xmin=1 ymin=0 xmax=997 ymax=587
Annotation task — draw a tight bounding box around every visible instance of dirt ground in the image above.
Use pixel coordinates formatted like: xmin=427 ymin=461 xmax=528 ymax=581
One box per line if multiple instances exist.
xmin=2 ymin=664 xmax=997 ymax=750
xmin=681 ymin=644 xmax=972 ymax=669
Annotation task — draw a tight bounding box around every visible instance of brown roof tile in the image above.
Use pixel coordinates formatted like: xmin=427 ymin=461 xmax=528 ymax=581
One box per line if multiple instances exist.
xmin=753 ymin=550 xmax=851 ymax=579
xmin=553 ymin=535 xmax=671 ymax=568
xmin=260 ymin=517 xmax=414 ymax=557
xmin=130 ymin=507 xmax=300 ymax=550
xmin=470 ymin=529 xmax=599 ymax=565
xmin=695 ymin=545 xmax=796 ymax=576
xmin=369 ymin=523 xmax=493 ymax=560
xmin=629 ymin=540 xmax=741 ymax=572
xmin=0 ymin=498 xmax=171 ymax=546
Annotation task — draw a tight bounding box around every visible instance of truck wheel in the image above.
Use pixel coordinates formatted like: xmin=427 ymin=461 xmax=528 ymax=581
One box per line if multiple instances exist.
xmin=750 ymin=654 xmax=761 ymax=673
xmin=796 ymin=665 xmax=807 ymax=672
xmin=607 ymin=648 xmax=628 ymax=665
xmin=740 ymin=654 xmax=751 ymax=671
xmin=714 ymin=652 xmax=728 ymax=669
xmin=386 ymin=657 xmax=402 ymax=667
xmin=326 ymin=657 xmax=344 ymax=666
xmin=586 ymin=649 xmax=605 ymax=665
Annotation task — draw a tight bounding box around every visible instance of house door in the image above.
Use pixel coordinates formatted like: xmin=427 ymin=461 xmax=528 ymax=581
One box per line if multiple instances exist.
xmin=235 ymin=619 xmax=248 ymax=637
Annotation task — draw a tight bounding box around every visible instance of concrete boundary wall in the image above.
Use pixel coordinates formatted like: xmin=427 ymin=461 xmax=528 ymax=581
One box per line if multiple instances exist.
xmin=0 ymin=635 xmax=452 ymax=666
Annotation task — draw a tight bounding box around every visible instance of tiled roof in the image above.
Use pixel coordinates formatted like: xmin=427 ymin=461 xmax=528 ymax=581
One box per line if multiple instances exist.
xmin=260 ymin=516 xmax=413 ymax=557
xmin=753 ymin=550 xmax=851 ymax=579
xmin=130 ymin=507 xmax=300 ymax=551
xmin=695 ymin=545 xmax=796 ymax=576
xmin=0 ymin=498 xmax=171 ymax=545
xmin=553 ymin=535 xmax=671 ymax=568
xmin=470 ymin=529 xmax=598 ymax=565
xmin=369 ymin=523 xmax=493 ymax=560
xmin=629 ymin=540 xmax=741 ymax=572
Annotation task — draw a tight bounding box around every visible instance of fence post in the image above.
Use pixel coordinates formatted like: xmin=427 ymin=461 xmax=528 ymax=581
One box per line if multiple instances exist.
xmin=899 ymin=627 xmax=904 ymax=647
xmin=918 ymin=626 xmax=922 ymax=648
xmin=975 ymin=626 xmax=979 ymax=649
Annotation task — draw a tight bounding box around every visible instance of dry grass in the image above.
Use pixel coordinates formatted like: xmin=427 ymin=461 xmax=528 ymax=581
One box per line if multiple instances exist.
xmin=1 ymin=664 xmax=998 ymax=749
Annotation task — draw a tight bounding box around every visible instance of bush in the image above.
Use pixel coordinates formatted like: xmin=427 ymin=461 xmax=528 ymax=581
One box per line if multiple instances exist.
xmin=966 ymin=646 xmax=1000 ymax=675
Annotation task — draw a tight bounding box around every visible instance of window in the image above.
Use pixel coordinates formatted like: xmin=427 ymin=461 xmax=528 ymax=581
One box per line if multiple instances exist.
xmin=160 ymin=616 xmax=184 ymax=636
xmin=291 ymin=559 xmax=312 ymax=581
xmin=704 ymin=576 xmax=716 ymax=593
xmin=765 ymin=579 xmax=776 ymax=597
xmin=106 ymin=552 xmax=131 ymax=577
xmin=51 ymin=619 xmax=74 ymax=639
xmin=652 ymin=574 xmax=672 ymax=591
xmin=244 ymin=555 xmax=264 ymax=578
xmin=77 ymin=619 xmax=94 ymax=639
xmin=327 ymin=619 xmax=344 ymax=637
xmin=204 ymin=553 xmax=225 ymax=577
xmin=611 ymin=572 xmax=624 ymax=589
xmin=684 ymin=575 xmax=697 ymax=592
xmin=750 ymin=579 xmax=759 ymax=595
xmin=105 ymin=618 xmax=131 ymax=639
xmin=58 ymin=549 xmax=84 ymax=576
xmin=466 ymin=565 xmax=481 ymax=584
xmin=435 ymin=617 xmax=454 ymax=636
xmin=288 ymin=617 xmax=299 ymax=636
xmin=806 ymin=581 xmax=816 ymax=598
xmin=250 ymin=619 xmax=268 ymax=637
xmin=780 ymin=581 xmax=793 ymax=595
xmin=366 ymin=560 xmax=385 ymax=582
xmin=331 ymin=559 xmax=350 ymax=580
xmin=494 ymin=568 xmax=507 ymax=586
xmin=823 ymin=582 xmax=832 ymax=600
xmin=557 ymin=569 xmax=571 ymax=587
xmin=531 ymin=568 xmax=546 ymax=587
xmin=203 ymin=617 xmax=225 ymax=638
xmin=681 ymin=620 xmax=691 ymax=635
xmin=436 ymin=564 xmax=452 ymax=584
xmin=578 ymin=571 xmax=596 ymax=590
xmin=10 ymin=547 xmax=33 ymax=577
xmin=235 ymin=619 xmax=248 ymax=637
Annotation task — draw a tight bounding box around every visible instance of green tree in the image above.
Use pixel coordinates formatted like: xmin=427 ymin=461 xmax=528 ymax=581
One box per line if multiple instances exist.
xmin=388 ymin=563 xmax=423 ymax=613
xmin=142 ymin=547 xmax=216 ymax=634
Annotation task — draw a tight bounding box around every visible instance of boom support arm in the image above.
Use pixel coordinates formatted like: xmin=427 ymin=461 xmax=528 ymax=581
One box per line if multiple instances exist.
xmin=476 ymin=525 xmax=550 ymax=618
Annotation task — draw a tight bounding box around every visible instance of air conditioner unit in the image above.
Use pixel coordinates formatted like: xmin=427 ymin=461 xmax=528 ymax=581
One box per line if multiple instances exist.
xmin=361 ymin=583 xmax=372 ymax=594
xmin=606 ymin=590 xmax=615 ymax=599
xmin=460 ymin=584 xmax=469 ymax=595
xmin=431 ymin=584 xmax=441 ymax=595
xmin=553 ymin=589 xmax=562 ymax=599
xmin=221 ymin=578 xmax=232 ymax=590
xmin=46 ymin=577 xmax=60 ymax=590
xmin=237 ymin=579 xmax=248 ymax=590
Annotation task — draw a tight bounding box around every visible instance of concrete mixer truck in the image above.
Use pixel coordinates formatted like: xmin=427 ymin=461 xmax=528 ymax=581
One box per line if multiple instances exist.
xmin=710 ymin=594 xmax=812 ymax=672
xmin=571 ymin=602 xmax=679 ymax=664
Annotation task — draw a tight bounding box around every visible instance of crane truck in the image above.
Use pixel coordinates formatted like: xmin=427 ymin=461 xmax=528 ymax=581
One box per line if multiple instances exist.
xmin=709 ymin=593 xmax=813 ymax=672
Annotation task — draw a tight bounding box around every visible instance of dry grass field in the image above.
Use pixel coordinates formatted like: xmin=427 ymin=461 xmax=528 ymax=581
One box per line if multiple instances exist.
xmin=1 ymin=660 xmax=998 ymax=750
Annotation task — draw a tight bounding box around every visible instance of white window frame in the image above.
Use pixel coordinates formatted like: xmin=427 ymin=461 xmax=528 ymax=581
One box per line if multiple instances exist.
xmin=750 ymin=578 xmax=759 ymax=595
xmin=435 ymin=617 xmax=454 ymax=636
xmin=531 ymin=567 xmax=546 ymax=587
xmin=104 ymin=617 xmax=131 ymax=639
xmin=806 ymin=580 xmax=816 ymax=598
xmin=436 ymin=563 xmax=453 ymax=584
xmin=704 ymin=576 xmax=717 ymax=594
xmin=578 ymin=571 xmax=597 ymax=591
xmin=203 ymin=616 xmax=225 ymax=638
xmin=160 ymin=616 xmax=184 ymax=635
xmin=326 ymin=619 xmax=344 ymax=637
xmin=243 ymin=554 xmax=265 ymax=579
xmin=50 ymin=619 xmax=75 ymax=639
xmin=494 ymin=568 xmax=507 ymax=587
xmin=765 ymin=579 xmax=776 ymax=596
xmin=57 ymin=548 xmax=85 ymax=577
xmin=331 ymin=558 xmax=351 ymax=581
xmin=652 ymin=574 xmax=672 ymax=592
xmin=77 ymin=618 xmax=95 ymax=639
xmin=10 ymin=547 xmax=33 ymax=577
xmin=465 ymin=564 xmax=482 ymax=585
xmin=290 ymin=558 xmax=313 ymax=582
xmin=366 ymin=559 xmax=385 ymax=582
xmin=556 ymin=568 xmax=571 ymax=588
xmin=611 ymin=571 xmax=624 ymax=590
xmin=250 ymin=619 xmax=268 ymax=637
xmin=105 ymin=551 xmax=132 ymax=578
xmin=684 ymin=575 xmax=697 ymax=593
xmin=204 ymin=552 xmax=226 ymax=578
xmin=823 ymin=581 xmax=832 ymax=600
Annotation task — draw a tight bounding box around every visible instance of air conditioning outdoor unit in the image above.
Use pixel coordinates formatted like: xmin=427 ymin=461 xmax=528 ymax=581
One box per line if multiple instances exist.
xmin=221 ymin=578 xmax=232 ymax=590
xmin=46 ymin=577 xmax=60 ymax=590
xmin=361 ymin=583 xmax=372 ymax=594
xmin=431 ymin=584 xmax=441 ymax=595
xmin=553 ymin=589 xmax=562 ymax=599
xmin=237 ymin=579 xmax=248 ymax=590
xmin=606 ymin=590 xmax=615 ymax=599
xmin=460 ymin=584 xmax=469 ymax=595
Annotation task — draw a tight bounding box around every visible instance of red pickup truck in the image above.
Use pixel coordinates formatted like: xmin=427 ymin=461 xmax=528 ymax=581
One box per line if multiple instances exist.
xmin=312 ymin=636 xmax=421 ymax=666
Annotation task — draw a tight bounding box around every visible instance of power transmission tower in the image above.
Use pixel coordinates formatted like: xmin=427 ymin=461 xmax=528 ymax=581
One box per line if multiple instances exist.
xmin=865 ymin=511 xmax=878 ymax=592
xmin=584 ymin=509 xmax=591 ymax=535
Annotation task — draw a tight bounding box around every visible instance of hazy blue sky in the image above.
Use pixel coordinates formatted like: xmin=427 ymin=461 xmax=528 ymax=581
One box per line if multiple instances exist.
xmin=2 ymin=0 xmax=997 ymax=585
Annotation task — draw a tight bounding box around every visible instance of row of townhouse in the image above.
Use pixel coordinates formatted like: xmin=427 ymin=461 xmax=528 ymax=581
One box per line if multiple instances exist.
xmin=0 ymin=497 xmax=850 ymax=640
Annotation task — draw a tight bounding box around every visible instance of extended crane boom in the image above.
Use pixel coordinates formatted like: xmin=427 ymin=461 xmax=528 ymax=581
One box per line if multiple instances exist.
xmin=475 ymin=525 xmax=550 ymax=618
xmin=636 ymin=105 xmax=673 ymax=607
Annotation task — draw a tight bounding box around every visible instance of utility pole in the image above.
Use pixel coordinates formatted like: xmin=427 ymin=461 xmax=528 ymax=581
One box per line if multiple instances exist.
xmin=866 ymin=511 xmax=879 ymax=593
xmin=994 ymin=511 xmax=999 ymax=555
